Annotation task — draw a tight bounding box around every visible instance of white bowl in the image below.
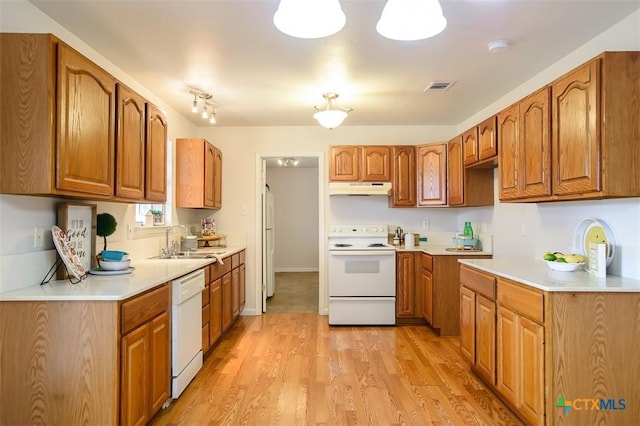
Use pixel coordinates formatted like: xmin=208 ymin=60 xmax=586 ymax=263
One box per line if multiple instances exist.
xmin=99 ymin=259 xmax=131 ymax=271
xmin=546 ymin=260 xmax=583 ymax=272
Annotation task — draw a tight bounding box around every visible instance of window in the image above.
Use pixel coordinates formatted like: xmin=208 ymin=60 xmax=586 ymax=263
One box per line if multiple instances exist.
xmin=135 ymin=140 xmax=173 ymax=225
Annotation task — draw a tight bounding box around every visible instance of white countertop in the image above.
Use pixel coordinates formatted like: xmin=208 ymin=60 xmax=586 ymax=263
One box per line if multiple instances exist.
xmin=396 ymin=244 xmax=493 ymax=256
xmin=458 ymin=258 xmax=640 ymax=292
xmin=0 ymin=247 xmax=245 ymax=302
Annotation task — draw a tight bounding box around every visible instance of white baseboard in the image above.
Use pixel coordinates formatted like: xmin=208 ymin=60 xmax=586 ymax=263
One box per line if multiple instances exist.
xmin=274 ymin=267 xmax=319 ymax=273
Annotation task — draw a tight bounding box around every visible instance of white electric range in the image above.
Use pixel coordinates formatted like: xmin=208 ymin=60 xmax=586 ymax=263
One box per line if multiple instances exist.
xmin=328 ymin=225 xmax=396 ymax=325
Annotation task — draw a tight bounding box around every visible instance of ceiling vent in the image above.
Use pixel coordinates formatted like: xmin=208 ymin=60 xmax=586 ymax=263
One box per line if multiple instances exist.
xmin=424 ymin=81 xmax=455 ymax=93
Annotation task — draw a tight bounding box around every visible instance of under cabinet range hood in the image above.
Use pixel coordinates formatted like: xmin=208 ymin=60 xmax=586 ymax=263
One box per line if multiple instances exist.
xmin=328 ymin=182 xmax=392 ymax=196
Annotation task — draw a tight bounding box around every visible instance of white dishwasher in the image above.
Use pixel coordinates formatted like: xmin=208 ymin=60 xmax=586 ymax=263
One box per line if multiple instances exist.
xmin=171 ymin=269 xmax=204 ymax=398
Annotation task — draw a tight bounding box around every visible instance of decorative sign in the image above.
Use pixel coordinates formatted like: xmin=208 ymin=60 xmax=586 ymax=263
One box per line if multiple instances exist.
xmin=57 ymin=203 xmax=97 ymax=279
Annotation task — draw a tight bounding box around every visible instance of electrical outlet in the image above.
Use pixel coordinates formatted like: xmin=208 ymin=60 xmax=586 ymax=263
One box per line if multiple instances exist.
xmin=127 ymin=224 xmax=134 ymax=239
xmin=241 ymin=206 xmax=247 ymax=216
xmin=33 ymin=227 xmax=44 ymax=248
xmin=422 ymin=220 xmax=430 ymax=230
xmin=521 ymin=222 xmax=527 ymax=236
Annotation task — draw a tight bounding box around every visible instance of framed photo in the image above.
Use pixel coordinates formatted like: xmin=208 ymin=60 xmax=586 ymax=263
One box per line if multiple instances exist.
xmin=57 ymin=202 xmax=97 ymax=279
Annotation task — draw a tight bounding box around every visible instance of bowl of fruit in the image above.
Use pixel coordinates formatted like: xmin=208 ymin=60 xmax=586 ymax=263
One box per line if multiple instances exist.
xmin=543 ymin=252 xmax=585 ymax=272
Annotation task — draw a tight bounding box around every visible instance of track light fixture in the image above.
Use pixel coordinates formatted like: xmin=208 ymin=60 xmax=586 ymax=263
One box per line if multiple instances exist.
xmin=277 ymin=157 xmax=299 ymax=167
xmin=189 ymin=90 xmax=218 ymax=125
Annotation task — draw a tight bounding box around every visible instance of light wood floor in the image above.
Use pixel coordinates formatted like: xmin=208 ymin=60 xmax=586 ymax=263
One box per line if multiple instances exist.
xmin=152 ymin=313 xmax=523 ymax=425
xmin=266 ymin=272 xmax=319 ymax=313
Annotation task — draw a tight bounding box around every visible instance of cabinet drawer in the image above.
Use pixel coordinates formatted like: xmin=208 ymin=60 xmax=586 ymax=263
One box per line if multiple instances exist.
xmin=121 ymin=284 xmax=169 ymax=335
xmin=210 ymin=258 xmax=231 ymax=281
xmin=497 ymin=278 xmax=544 ymax=323
xmin=231 ymin=253 xmax=241 ymax=269
xmin=239 ymin=250 xmax=245 ymax=265
xmin=460 ymin=265 xmax=495 ymax=300
xmin=422 ymin=253 xmax=433 ymax=272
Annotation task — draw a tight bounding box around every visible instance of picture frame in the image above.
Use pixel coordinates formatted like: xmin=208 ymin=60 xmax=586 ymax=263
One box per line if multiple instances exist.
xmin=56 ymin=202 xmax=97 ymax=279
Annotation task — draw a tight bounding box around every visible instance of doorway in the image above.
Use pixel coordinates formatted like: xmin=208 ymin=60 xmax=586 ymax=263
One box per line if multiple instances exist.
xmin=256 ymin=153 xmax=325 ymax=315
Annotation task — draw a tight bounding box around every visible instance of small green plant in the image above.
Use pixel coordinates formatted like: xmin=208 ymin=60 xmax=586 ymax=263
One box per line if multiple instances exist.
xmin=96 ymin=213 xmax=117 ymax=251
xmin=149 ymin=209 xmax=163 ymax=216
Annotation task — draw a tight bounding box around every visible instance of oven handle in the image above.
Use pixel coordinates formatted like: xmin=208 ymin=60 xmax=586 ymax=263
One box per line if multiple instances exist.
xmin=329 ymin=250 xmax=396 ymax=256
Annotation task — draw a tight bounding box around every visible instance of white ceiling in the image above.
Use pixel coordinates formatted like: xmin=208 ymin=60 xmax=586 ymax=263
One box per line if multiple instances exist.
xmin=29 ymin=0 xmax=640 ymax=128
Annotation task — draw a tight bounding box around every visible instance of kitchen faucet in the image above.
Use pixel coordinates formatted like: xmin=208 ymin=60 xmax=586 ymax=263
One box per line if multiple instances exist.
xmin=163 ymin=225 xmax=191 ymax=257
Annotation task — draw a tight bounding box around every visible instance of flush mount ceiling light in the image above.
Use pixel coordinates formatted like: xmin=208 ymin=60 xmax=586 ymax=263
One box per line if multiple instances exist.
xmin=277 ymin=157 xmax=299 ymax=167
xmin=273 ymin=0 xmax=346 ymax=38
xmin=488 ymin=39 xmax=511 ymax=53
xmin=189 ymin=90 xmax=219 ymax=125
xmin=376 ymin=0 xmax=447 ymax=41
xmin=313 ymin=93 xmax=352 ymax=129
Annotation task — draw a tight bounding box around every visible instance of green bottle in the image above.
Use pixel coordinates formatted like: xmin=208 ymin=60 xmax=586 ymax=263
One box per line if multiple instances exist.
xmin=463 ymin=222 xmax=473 ymax=238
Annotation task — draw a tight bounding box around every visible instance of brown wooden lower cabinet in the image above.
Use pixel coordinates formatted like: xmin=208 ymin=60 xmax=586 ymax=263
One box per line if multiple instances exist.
xmin=460 ymin=264 xmax=640 ymax=425
xmin=120 ymin=284 xmax=171 ymax=426
xmin=204 ymin=250 xmax=246 ymax=354
xmin=121 ymin=322 xmax=151 ymax=426
xmin=209 ymin=278 xmax=222 ymax=345
xmin=421 ymin=266 xmax=433 ymax=324
xmin=396 ymin=252 xmax=419 ymax=319
xmin=459 ymin=265 xmax=496 ymax=387
xmin=420 ymin=253 xmax=492 ymax=335
xmin=222 ymin=272 xmax=233 ymax=331
xmin=475 ymin=294 xmax=496 ymax=386
xmin=0 ymin=283 xmax=171 ymax=425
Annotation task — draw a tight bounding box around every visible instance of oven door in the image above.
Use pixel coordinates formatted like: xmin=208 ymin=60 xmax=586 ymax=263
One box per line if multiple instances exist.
xmin=328 ymin=250 xmax=396 ymax=297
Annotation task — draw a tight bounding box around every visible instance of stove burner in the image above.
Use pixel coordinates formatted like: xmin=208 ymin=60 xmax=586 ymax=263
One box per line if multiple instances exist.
xmin=368 ymin=243 xmax=387 ymax=247
xmin=334 ymin=243 xmax=352 ymax=248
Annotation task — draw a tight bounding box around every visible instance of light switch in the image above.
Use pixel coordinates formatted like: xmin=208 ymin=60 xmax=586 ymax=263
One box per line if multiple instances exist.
xmin=34 ymin=227 xmax=44 ymax=248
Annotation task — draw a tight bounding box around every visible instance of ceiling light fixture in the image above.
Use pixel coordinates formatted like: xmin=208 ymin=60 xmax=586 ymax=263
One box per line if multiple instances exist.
xmin=376 ymin=0 xmax=447 ymax=41
xmin=189 ymin=90 xmax=219 ymax=125
xmin=273 ymin=0 xmax=346 ymax=39
xmin=278 ymin=157 xmax=299 ymax=167
xmin=313 ymin=93 xmax=352 ymax=129
xmin=488 ymin=39 xmax=511 ymax=53
xmin=191 ymin=93 xmax=198 ymax=113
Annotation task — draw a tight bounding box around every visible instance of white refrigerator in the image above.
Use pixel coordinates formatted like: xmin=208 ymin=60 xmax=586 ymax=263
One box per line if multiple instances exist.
xmin=265 ymin=190 xmax=275 ymax=297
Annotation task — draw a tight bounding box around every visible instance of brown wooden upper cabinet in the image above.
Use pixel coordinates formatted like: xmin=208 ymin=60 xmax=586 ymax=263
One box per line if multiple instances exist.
xmin=416 ymin=143 xmax=447 ymax=206
xmin=447 ymin=136 xmax=464 ymax=206
xmin=116 ymin=84 xmax=146 ymax=200
xmin=463 ymin=116 xmax=498 ymax=167
xmin=462 ymin=127 xmax=479 ymax=166
xmin=116 ymin=85 xmax=168 ymax=202
xmin=498 ymin=86 xmax=551 ymax=201
xmin=448 ymin=136 xmax=494 ymax=207
xmin=145 ymin=104 xmax=168 ymax=202
xmin=500 ymin=51 xmax=640 ymax=202
xmin=0 ymin=34 xmax=115 ymax=197
xmin=176 ymin=138 xmax=222 ymax=209
xmin=390 ymin=146 xmax=416 ymax=207
xmin=329 ymin=145 xmax=390 ymax=181
xmin=0 ymin=33 xmax=167 ymax=202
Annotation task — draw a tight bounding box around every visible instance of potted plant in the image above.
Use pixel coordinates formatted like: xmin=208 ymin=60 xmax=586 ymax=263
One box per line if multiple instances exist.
xmin=96 ymin=212 xmax=118 ymax=252
xmin=150 ymin=209 xmax=164 ymax=226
